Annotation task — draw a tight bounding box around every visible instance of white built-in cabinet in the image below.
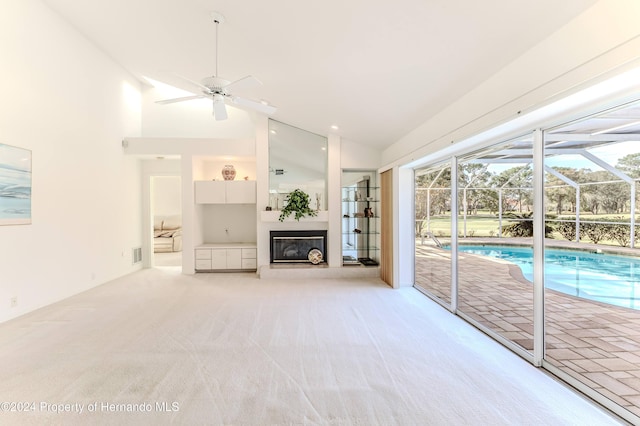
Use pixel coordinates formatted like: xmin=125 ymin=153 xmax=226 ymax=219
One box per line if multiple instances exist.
xmin=194 ymin=180 xmax=256 ymax=204
xmin=195 ymin=244 xmax=257 ymax=271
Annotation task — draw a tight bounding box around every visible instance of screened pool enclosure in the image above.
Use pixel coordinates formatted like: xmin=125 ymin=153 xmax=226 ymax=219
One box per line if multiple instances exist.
xmin=414 ymin=99 xmax=640 ymax=423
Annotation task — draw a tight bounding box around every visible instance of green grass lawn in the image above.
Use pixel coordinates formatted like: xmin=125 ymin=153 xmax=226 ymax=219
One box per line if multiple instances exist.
xmin=418 ymin=212 xmax=638 ymax=247
xmin=419 ymin=214 xmax=500 ymax=238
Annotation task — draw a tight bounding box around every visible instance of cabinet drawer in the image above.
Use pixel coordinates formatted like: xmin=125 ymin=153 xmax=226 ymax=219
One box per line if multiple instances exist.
xmin=241 ymin=248 xmax=257 ymax=259
xmin=195 ymin=249 xmax=211 ymax=259
xmin=226 ymin=249 xmax=242 ymax=269
xmin=241 ymin=258 xmax=257 ymax=270
xmin=195 ymin=259 xmax=212 ymax=270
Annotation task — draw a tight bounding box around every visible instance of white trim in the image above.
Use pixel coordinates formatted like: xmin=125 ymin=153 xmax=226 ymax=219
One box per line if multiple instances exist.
xmin=450 ymin=157 xmax=458 ymax=313
xmin=533 ymin=129 xmax=545 ymax=367
xmin=394 ymin=66 xmax=640 ymax=173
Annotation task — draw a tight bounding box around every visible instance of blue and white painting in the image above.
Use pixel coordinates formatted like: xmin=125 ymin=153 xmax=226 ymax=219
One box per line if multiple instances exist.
xmin=0 ymin=143 xmax=31 ymax=225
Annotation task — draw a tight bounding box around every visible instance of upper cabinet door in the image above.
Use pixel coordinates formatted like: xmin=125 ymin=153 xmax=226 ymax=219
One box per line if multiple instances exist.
xmin=194 ymin=180 xmax=256 ymax=204
xmin=225 ymin=181 xmax=256 ymax=204
xmin=194 ymin=181 xmax=226 ymax=204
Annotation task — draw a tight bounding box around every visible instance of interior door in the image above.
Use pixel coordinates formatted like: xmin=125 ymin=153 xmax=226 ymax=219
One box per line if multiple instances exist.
xmin=380 ymin=169 xmax=393 ymax=287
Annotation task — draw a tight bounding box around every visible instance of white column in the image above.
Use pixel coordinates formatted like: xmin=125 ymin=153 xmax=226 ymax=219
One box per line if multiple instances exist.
xmin=463 ymin=188 xmax=468 ymax=238
xmin=450 ymin=157 xmax=458 ymax=312
xmin=397 ymin=166 xmax=415 ymax=287
xmin=533 ymin=128 xmax=545 ymax=366
xmin=426 ymin=189 xmax=431 ymax=234
xmin=498 ymin=189 xmax=503 ymax=237
xmin=575 ymin=186 xmax=580 ymax=242
xmin=327 ymin=133 xmax=342 ymax=267
xmin=255 ymin=116 xmax=271 ymax=269
xmin=181 ymin=154 xmax=196 ymax=274
xmin=631 ymin=181 xmax=636 ymax=249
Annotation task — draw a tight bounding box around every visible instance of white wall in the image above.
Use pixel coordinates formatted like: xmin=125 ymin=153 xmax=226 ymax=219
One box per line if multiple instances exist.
xmin=382 ymin=0 xmax=640 ymax=168
xmin=202 ymin=205 xmax=257 ymax=243
xmin=341 ymin=138 xmax=382 ymax=170
xmin=202 ymin=160 xmax=257 ymax=182
xmin=0 ymin=0 xmax=143 ymax=322
xmin=152 ymin=176 xmax=181 ymax=216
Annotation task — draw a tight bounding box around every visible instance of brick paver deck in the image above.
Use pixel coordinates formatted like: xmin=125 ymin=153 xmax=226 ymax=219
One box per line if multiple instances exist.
xmin=415 ymin=238 xmax=640 ymax=419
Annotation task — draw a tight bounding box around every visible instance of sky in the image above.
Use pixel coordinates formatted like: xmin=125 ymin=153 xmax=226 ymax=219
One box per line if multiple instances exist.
xmin=486 ymin=140 xmax=639 ymax=176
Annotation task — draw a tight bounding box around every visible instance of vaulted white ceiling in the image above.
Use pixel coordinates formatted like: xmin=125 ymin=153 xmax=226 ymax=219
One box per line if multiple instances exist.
xmin=42 ymin=0 xmax=598 ymax=149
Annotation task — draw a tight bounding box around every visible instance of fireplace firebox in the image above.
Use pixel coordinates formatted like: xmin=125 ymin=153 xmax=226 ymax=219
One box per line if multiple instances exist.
xmin=270 ymin=230 xmax=327 ymax=264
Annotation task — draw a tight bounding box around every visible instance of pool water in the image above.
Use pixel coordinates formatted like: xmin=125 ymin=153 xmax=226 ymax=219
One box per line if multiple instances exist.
xmin=454 ymin=245 xmax=640 ymax=310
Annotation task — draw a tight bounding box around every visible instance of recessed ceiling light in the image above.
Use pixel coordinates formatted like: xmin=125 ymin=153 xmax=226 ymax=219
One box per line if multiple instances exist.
xmin=330 ymin=125 xmax=339 ymax=130
xmin=321 ymin=147 xmax=326 ymax=151
xmin=270 ymin=130 xmax=277 ymax=134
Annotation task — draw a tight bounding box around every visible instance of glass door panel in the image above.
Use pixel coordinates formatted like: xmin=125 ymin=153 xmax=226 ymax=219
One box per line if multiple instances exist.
xmin=456 ymin=138 xmax=535 ymax=353
xmin=415 ymin=163 xmax=452 ymax=306
xmin=543 ymin=101 xmax=640 ymax=420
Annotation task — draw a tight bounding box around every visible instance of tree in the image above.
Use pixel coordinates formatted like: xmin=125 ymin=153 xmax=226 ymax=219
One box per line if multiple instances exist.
xmin=415 ymin=168 xmax=452 ymax=235
xmin=457 ymin=163 xmax=492 ymax=215
xmin=581 ymin=170 xmax=628 ymax=214
xmin=544 ymin=167 xmax=583 ymax=214
xmin=616 ymin=153 xmax=640 ymax=179
xmin=615 ymin=153 xmax=640 ymax=215
xmin=490 ymin=166 xmax=533 ymax=213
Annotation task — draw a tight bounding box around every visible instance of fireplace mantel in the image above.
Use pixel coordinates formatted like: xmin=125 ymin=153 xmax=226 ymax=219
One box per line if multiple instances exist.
xmin=260 ymin=210 xmax=329 ymax=222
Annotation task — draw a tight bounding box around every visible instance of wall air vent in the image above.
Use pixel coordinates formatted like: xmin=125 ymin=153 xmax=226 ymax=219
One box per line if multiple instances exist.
xmin=132 ymin=247 xmax=142 ymax=265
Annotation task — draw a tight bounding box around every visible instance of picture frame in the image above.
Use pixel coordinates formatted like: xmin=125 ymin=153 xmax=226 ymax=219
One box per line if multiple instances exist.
xmin=0 ymin=143 xmax=32 ymax=225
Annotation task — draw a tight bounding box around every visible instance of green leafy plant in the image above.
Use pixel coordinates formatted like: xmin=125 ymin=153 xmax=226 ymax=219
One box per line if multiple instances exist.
xmin=502 ymin=212 xmax=554 ymax=238
xmin=581 ymin=222 xmax=610 ymax=244
xmin=555 ymin=220 xmax=577 ymax=241
xmin=603 ymin=216 xmax=636 ymax=247
xmin=278 ymin=189 xmax=318 ymax=222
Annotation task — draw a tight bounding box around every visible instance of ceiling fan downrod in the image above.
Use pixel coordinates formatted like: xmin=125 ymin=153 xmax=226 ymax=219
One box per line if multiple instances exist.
xmin=211 ymin=11 xmax=226 ymax=79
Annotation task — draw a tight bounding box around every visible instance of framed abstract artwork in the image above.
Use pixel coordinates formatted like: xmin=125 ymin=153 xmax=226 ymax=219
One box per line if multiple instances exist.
xmin=0 ymin=143 xmax=32 ymax=225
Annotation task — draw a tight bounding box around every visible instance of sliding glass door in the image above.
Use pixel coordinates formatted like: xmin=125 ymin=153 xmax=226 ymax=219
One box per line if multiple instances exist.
xmin=456 ymin=138 xmax=535 ymax=355
xmin=543 ymin=101 xmax=640 ymax=419
xmin=414 ymin=162 xmax=452 ymax=307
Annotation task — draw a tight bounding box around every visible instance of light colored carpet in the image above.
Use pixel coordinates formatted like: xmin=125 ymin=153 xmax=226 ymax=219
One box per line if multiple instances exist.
xmin=0 ymin=269 xmax=622 ymax=425
xmin=153 ymin=251 xmax=182 ymax=267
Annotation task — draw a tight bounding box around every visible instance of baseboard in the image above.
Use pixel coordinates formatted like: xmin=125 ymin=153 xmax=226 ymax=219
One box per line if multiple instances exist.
xmin=258 ymin=264 xmax=380 ymax=279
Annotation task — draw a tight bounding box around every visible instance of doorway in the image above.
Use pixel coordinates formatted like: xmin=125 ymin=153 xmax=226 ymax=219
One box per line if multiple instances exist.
xmin=151 ymin=175 xmax=182 ymax=268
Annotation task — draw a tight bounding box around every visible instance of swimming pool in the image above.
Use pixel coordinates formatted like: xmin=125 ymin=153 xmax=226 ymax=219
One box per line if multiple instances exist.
xmin=453 ymin=245 xmax=640 ymax=310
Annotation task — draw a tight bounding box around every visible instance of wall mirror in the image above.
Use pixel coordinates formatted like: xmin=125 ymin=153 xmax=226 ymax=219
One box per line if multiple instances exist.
xmin=268 ymin=119 xmax=327 ymax=210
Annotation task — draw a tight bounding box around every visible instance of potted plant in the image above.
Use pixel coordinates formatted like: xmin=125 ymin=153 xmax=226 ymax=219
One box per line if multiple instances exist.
xmin=279 ymin=189 xmax=318 ymax=222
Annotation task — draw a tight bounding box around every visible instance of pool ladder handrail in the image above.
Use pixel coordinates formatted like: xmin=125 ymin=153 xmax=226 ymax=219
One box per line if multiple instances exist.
xmin=421 ymin=231 xmax=443 ymax=248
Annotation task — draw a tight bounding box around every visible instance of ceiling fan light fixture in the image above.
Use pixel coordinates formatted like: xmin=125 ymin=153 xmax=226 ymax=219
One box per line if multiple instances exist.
xmin=213 ymin=94 xmax=228 ymax=120
xmin=155 ymin=10 xmax=276 ymax=119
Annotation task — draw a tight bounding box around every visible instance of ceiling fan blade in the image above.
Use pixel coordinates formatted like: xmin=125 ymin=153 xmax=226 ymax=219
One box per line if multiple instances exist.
xmin=225 ymin=75 xmax=262 ymax=93
xmin=232 ymin=96 xmax=277 ymax=115
xmin=155 ymin=95 xmax=205 ymax=105
xmin=173 ymin=73 xmax=211 ymax=92
xmin=213 ymin=96 xmax=228 ymax=121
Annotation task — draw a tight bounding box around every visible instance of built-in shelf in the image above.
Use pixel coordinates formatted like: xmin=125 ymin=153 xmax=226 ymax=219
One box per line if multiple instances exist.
xmin=260 ymin=210 xmax=329 ymax=222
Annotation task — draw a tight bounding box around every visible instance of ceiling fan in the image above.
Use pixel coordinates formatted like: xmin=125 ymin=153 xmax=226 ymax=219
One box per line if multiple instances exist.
xmin=156 ymin=12 xmax=276 ymax=120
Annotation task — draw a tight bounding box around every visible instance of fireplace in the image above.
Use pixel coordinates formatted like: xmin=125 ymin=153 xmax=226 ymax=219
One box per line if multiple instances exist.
xmin=270 ymin=230 xmax=327 ymax=264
